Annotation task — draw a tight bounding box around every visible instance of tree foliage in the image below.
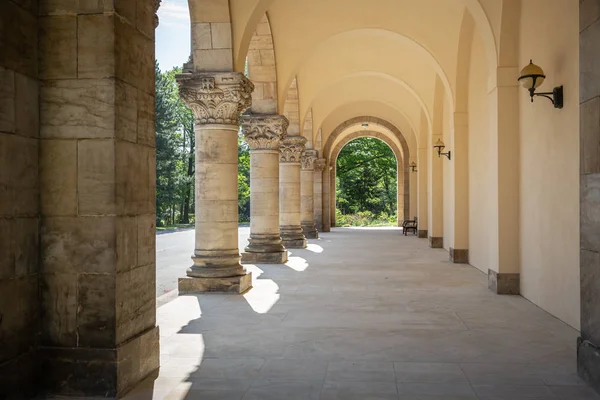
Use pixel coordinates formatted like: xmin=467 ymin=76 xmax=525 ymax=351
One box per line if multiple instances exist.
xmin=336 ymin=138 xmax=397 ymax=226
xmin=155 ymin=62 xmax=195 ymax=226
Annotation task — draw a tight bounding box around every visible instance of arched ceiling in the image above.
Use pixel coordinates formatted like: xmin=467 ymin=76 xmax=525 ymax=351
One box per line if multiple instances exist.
xmin=311 ymin=75 xmax=422 ymax=145
xmin=319 ymin=101 xmax=418 ymax=154
xmin=222 ymin=0 xmax=501 ymax=155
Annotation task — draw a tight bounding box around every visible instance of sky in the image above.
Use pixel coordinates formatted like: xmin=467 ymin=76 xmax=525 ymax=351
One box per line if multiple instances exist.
xmin=156 ymin=0 xmax=191 ymax=72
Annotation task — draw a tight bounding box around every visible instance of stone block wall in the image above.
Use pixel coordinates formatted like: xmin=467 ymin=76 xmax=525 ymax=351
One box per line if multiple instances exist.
xmin=579 ymin=0 xmax=600 ymax=393
xmin=0 ymin=1 xmax=40 ymax=398
xmin=37 ymin=0 xmax=159 ymax=395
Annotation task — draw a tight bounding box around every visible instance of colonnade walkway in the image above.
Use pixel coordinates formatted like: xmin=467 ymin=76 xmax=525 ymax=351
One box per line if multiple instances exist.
xmin=125 ymin=228 xmax=597 ymax=400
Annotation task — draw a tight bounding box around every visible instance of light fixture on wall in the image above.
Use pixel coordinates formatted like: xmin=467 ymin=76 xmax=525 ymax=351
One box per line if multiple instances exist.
xmin=517 ymin=60 xmax=563 ymax=109
xmin=409 ymin=161 xmax=418 ymax=172
xmin=433 ymin=139 xmax=451 ymax=160
xmin=361 ymin=123 xmax=369 ymax=129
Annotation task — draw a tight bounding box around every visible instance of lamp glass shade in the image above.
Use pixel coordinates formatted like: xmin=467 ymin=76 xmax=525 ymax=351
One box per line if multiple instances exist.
xmin=518 ymin=61 xmax=545 ymax=89
xmin=433 ymin=138 xmax=445 ymax=149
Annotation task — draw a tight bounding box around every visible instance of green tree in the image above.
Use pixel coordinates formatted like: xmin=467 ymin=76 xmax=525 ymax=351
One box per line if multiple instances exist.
xmin=155 ymin=62 xmax=195 ymax=226
xmin=336 ymin=138 xmax=397 ymax=226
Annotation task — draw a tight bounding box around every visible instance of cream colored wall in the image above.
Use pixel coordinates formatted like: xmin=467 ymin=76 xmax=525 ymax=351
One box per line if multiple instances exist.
xmin=518 ymin=0 xmax=580 ymax=329
xmin=443 ymin=97 xmax=453 ymax=250
xmin=468 ymin=30 xmax=492 ymax=273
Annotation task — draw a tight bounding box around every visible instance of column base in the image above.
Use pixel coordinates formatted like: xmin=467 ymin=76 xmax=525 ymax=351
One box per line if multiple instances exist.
xmin=301 ymin=223 xmax=319 ymax=239
xmin=429 ymin=236 xmax=443 ymax=248
xmin=241 ymin=251 xmax=288 ymax=264
xmin=40 ymin=326 xmax=160 ymax=398
xmin=488 ymin=270 xmax=520 ymax=294
xmin=578 ymin=337 xmax=600 ymax=394
xmin=418 ymin=230 xmax=428 ymax=239
xmin=179 ymin=273 xmax=252 ymax=294
xmin=280 ymin=225 xmax=307 ymax=249
xmin=449 ymin=248 xmax=469 ymax=264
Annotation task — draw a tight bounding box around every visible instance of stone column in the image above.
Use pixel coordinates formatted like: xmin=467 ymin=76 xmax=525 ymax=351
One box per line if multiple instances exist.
xmin=241 ymin=114 xmax=288 ymax=264
xmin=313 ymin=158 xmax=326 ymax=231
xmin=279 ymin=136 xmax=307 ymax=248
xmin=579 ymin=2 xmax=600 ymax=392
xmin=176 ymin=72 xmax=254 ymax=294
xmin=301 ymin=150 xmax=319 ymax=239
xmin=322 ymin=165 xmax=332 ymax=232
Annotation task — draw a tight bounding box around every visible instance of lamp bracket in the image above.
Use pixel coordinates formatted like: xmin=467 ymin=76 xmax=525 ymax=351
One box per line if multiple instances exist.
xmin=436 ymin=148 xmax=452 ymax=161
xmin=529 ymin=85 xmax=563 ymax=109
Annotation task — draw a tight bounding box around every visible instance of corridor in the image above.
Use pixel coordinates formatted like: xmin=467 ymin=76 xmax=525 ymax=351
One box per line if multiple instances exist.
xmin=125 ymin=228 xmax=594 ymax=400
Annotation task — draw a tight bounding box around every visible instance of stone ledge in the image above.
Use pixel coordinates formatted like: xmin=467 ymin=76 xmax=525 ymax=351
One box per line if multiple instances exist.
xmin=241 ymin=251 xmax=288 ymax=264
xmin=578 ymin=338 xmax=600 ymax=394
xmin=429 ymin=236 xmax=443 ymax=248
xmin=418 ymin=230 xmax=428 ymax=239
xmin=488 ymin=270 xmax=520 ymax=295
xmin=40 ymin=326 xmax=160 ymax=398
xmin=449 ymin=248 xmax=469 ymax=264
xmin=178 ymin=273 xmax=252 ymax=294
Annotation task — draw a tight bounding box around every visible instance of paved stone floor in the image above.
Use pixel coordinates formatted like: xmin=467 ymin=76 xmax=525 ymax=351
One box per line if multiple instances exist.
xmin=125 ymin=227 xmax=599 ymax=400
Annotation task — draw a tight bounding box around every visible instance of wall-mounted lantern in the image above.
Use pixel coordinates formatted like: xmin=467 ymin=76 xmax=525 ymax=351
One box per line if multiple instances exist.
xmin=517 ymin=60 xmax=563 ymax=109
xmin=409 ymin=161 xmax=417 ymax=172
xmin=433 ymin=139 xmax=451 ymax=160
xmin=361 ymin=123 xmax=369 ymax=129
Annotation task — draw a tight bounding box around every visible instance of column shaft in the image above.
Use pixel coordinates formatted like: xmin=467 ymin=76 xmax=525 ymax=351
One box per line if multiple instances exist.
xmin=279 ymin=136 xmax=307 ymax=248
xmin=313 ymin=159 xmax=326 ymax=231
xmin=301 ymin=150 xmax=318 ymax=239
xmin=322 ymin=165 xmax=332 ymax=232
xmin=241 ymin=114 xmax=288 ymax=264
xmin=176 ymin=72 xmax=254 ymax=293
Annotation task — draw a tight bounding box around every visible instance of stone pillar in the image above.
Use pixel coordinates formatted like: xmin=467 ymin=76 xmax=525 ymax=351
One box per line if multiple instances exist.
xmin=450 ymin=112 xmax=469 ymax=264
xmin=301 ymin=150 xmax=319 ymax=239
xmin=322 ymin=165 xmax=332 ymax=232
xmin=176 ymin=72 xmax=254 ymax=294
xmin=313 ymin=159 xmax=326 ymax=231
xmin=487 ymin=68 xmax=520 ymax=294
xmin=37 ymin=0 xmax=160 ymax=396
xmin=579 ymin=1 xmax=600 ymax=393
xmin=279 ymin=136 xmax=307 ymax=248
xmin=331 ymin=166 xmax=337 ymax=227
xmin=240 ymin=114 xmax=288 ymax=264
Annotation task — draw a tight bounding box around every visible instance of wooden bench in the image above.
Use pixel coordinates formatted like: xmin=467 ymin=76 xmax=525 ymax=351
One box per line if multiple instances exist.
xmin=402 ymin=217 xmax=418 ymax=236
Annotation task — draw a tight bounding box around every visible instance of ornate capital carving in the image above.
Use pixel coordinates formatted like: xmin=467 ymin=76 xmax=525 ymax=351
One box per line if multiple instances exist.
xmin=241 ymin=114 xmax=289 ymax=150
xmin=280 ymin=136 xmax=307 ymax=163
xmin=176 ymin=72 xmax=254 ymax=125
xmin=314 ymin=158 xmax=326 ymax=172
xmin=301 ymin=150 xmax=318 ymax=170
xmin=154 ymin=0 xmax=162 ymax=28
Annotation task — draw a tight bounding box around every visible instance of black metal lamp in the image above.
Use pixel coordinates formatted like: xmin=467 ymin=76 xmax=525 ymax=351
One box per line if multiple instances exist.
xmin=517 ymin=60 xmax=563 ymax=109
xmin=433 ymin=138 xmax=451 ymax=160
xmin=409 ymin=161 xmax=417 ymax=172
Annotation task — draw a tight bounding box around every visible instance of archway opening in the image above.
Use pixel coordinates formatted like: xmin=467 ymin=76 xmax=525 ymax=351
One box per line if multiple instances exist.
xmin=335 ymin=137 xmax=399 ymax=227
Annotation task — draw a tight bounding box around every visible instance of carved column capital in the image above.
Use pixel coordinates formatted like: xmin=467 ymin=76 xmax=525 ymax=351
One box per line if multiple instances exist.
xmin=280 ymin=136 xmax=307 ymax=163
xmin=301 ymin=150 xmax=318 ymax=171
xmin=241 ymin=114 xmax=289 ymax=150
xmin=176 ymin=72 xmax=254 ymax=125
xmin=154 ymin=0 xmax=162 ymax=28
xmin=314 ymin=158 xmax=326 ymax=172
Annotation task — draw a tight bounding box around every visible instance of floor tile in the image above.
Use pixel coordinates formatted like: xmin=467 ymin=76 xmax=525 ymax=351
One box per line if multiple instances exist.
xmin=326 ymin=360 xmax=395 ymax=382
xmin=320 ymin=381 xmax=398 ymax=400
xmin=242 ymin=380 xmax=323 ymax=400
xmin=394 ymin=362 xmax=468 ymax=383
xmin=259 ymin=359 xmax=328 ymax=381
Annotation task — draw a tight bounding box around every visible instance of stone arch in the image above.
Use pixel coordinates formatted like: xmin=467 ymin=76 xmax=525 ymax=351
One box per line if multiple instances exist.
xmin=283 ymin=77 xmax=301 ymax=136
xmin=246 ymin=13 xmax=278 ymax=114
xmin=323 ymin=116 xmax=411 ymax=224
xmin=330 ymin=132 xmax=406 ymax=225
